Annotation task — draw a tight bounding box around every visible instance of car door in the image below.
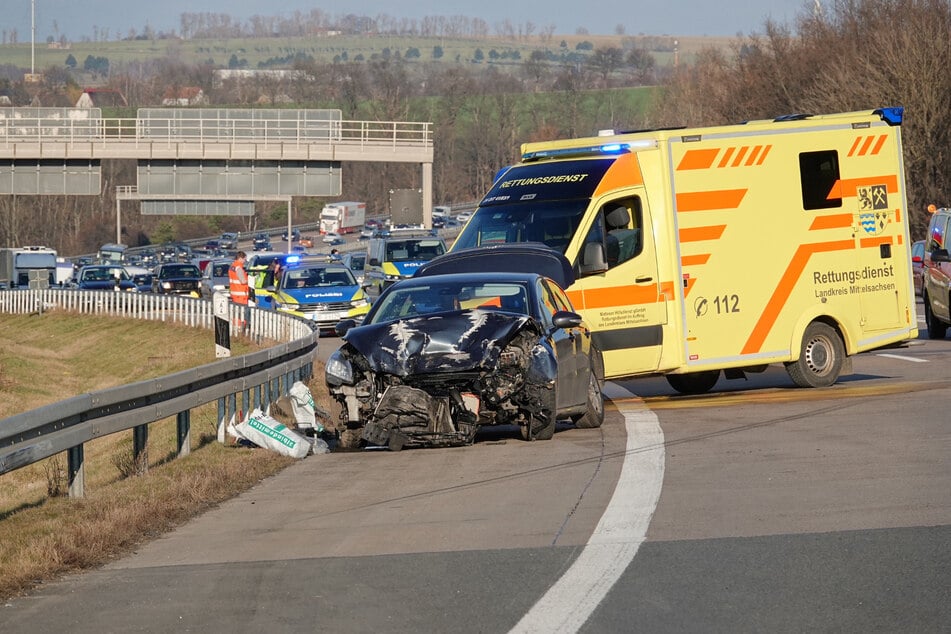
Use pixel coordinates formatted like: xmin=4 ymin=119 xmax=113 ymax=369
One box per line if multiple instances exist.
xmin=536 ymin=279 xmax=585 ymax=410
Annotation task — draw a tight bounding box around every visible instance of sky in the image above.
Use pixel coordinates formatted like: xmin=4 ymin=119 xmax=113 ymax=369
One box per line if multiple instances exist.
xmin=8 ymin=1 xmax=810 ymax=41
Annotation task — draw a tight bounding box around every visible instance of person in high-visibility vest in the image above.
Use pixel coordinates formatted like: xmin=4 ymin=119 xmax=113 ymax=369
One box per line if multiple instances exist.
xmin=229 ymin=251 xmax=250 ymax=334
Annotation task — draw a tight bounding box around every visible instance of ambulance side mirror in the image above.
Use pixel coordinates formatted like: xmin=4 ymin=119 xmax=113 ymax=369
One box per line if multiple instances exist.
xmin=579 ymin=242 xmax=608 ymax=276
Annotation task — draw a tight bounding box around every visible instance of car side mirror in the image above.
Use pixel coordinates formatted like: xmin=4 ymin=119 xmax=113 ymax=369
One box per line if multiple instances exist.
xmin=912 ymin=255 xmax=923 ymax=263
xmin=335 ymin=319 xmax=357 ymax=337
xmin=932 ymin=248 xmax=951 ymax=263
xmin=368 ymin=258 xmax=380 ymax=267
xmin=552 ymin=310 xmax=583 ymax=329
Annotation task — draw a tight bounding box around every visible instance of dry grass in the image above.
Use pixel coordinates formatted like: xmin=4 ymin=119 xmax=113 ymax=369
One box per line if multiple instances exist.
xmin=0 ymin=310 xmax=326 ymax=600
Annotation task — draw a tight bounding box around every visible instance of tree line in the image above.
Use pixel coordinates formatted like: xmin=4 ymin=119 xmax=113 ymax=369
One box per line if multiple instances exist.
xmin=0 ymin=0 xmax=947 ymax=254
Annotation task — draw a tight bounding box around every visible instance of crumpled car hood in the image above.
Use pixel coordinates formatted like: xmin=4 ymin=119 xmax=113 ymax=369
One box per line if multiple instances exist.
xmin=344 ymin=310 xmax=531 ymax=376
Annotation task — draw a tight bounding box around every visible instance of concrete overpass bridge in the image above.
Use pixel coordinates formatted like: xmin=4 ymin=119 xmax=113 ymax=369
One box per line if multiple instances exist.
xmin=0 ymin=108 xmax=435 ymax=237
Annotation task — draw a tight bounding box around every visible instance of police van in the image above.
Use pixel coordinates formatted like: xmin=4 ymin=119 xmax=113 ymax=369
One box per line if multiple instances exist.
xmin=452 ymin=108 xmax=918 ymax=393
xmin=364 ymin=230 xmax=447 ymax=297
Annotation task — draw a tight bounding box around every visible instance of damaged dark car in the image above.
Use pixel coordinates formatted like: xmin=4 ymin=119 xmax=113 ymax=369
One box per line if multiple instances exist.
xmin=325 ymin=244 xmax=604 ymax=450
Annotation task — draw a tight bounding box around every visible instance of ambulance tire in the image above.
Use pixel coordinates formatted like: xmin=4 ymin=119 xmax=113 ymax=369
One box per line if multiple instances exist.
xmin=666 ymin=370 xmax=720 ymax=395
xmin=923 ymin=294 xmax=948 ymax=339
xmin=785 ymin=322 xmax=845 ymax=388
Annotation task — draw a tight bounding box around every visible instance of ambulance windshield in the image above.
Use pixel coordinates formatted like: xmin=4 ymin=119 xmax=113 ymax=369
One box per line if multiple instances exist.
xmin=452 ymin=199 xmax=588 ymax=253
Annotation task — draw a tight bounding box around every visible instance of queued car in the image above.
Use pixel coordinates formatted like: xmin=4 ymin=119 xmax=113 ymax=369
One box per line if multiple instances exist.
xmin=912 ymin=239 xmax=924 ymax=297
xmin=131 ymin=272 xmax=153 ymax=293
xmin=322 ymin=232 xmax=341 ymax=244
xmin=325 ymin=244 xmax=604 ymax=451
xmin=200 ymin=257 xmax=233 ymax=299
xmin=255 ymin=259 xmax=371 ymax=333
xmin=219 ymin=232 xmax=239 ymax=250
xmin=71 ymin=265 xmax=138 ymax=292
xmin=151 ymin=262 xmax=202 ymax=297
xmin=282 ymin=228 xmax=301 ymax=242
xmin=341 ymin=250 xmax=368 ymax=285
xmin=252 ymin=233 xmax=272 ymax=251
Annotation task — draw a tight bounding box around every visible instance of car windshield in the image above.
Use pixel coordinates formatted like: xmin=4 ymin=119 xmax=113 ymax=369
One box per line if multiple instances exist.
xmin=211 ymin=263 xmax=230 ymax=277
xmin=161 ymin=265 xmax=200 ymax=279
xmin=281 ymin=266 xmax=355 ymax=289
xmin=384 ymin=239 xmax=446 ymax=262
xmin=452 ymin=199 xmax=588 ymax=253
xmin=369 ymin=281 xmax=530 ymax=323
xmin=82 ymin=268 xmax=114 ymax=281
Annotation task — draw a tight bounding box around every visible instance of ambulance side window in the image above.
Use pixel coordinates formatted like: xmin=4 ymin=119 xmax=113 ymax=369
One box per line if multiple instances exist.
xmin=800 ymin=150 xmax=842 ymax=210
xmin=600 ymin=197 xmax=643 ymax=268
xmin=578 ymin=196 xmax=644 ymax=275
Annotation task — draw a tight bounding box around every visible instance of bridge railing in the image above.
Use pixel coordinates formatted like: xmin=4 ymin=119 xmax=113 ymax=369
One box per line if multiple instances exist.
xmin=0 ymin=289 xmax=319 ymax=498
xmin=0 ymin=114 xmax=432 ymax=149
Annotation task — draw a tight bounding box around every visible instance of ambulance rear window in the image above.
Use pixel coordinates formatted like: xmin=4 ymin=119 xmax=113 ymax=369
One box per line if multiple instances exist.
xmin=799 ymin=150 xmax=842 ymax=211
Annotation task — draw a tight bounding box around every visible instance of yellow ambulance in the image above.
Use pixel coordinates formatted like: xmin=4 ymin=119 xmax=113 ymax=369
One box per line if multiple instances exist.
xmin=452 ymin=108 xmax=918 ymax=393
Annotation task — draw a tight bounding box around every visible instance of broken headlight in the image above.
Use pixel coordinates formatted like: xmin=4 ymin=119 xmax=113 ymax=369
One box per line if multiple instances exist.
xmin=325 ymin=349 xmax=354 ymax=386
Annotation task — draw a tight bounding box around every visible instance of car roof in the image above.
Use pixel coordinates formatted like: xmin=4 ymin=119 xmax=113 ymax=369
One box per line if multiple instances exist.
xmin=414 ymin=243 xmax=574 ymax=288
xmin=390 ymin=271 xmax=545 ymax=289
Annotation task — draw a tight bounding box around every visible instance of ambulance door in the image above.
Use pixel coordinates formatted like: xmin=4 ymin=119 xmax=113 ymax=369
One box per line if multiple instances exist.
xmin=567 ymin=191 xmax=666 ymax=378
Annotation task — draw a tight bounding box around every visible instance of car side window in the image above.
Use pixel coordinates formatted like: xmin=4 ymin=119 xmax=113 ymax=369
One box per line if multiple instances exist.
xmin=535 ymin=279 xmax=559 ymax=326
xmin=545 ymin=279 xmax=574 ymax=313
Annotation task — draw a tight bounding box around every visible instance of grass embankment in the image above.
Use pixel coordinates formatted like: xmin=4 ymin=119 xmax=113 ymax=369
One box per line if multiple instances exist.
xmin=0 ymin=311 xmax=327 ymax=600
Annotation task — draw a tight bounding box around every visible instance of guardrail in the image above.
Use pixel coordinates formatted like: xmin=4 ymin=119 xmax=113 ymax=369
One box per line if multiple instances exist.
xmin=0 ymin=289 xmax=319 ymax=498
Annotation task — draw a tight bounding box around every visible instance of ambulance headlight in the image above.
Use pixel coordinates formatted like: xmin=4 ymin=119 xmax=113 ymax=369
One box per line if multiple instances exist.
xmin=350 ymin=297 xmax=369 ymax=309
xmin=325 ymin=350 xmax=353 ymax=386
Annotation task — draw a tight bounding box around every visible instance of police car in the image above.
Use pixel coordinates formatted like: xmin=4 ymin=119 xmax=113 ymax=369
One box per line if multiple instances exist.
xmin=255 ymin=259 xmax=371 ymax=332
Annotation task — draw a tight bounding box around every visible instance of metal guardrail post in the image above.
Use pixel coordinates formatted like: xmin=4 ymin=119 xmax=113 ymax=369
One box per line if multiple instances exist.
xmin=68 ymin=445 xmax=85 ymax=499
xmin=177 ymin=410 xmax=191 ymax=458
xmin=133 ymin=424 xmax=149 ymax=474
xmin=217 ymin=397 xmax=227 ymax=444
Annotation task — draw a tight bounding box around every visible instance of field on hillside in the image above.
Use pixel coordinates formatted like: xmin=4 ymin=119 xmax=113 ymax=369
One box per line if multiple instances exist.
xmin=0 ymin=33 xmax=735 ymax=73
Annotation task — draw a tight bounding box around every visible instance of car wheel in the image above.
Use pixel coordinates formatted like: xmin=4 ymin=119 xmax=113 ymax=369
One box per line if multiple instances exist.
xmin=574 ymin=371 xmax=604 ymax=429
xmin=784 ymin=321 xmax=845 ymax=388
xmin=665 ymin=370 xmax=720 ymax=395
xmin=923 ymin=293 xmax=948 ymax=339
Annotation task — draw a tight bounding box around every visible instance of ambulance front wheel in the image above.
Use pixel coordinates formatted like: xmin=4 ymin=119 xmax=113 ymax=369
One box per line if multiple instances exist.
xmin=666 ymin=370 xmax=720 ymax=395
xmin=785 ymin=322 xmax=845 ymax=388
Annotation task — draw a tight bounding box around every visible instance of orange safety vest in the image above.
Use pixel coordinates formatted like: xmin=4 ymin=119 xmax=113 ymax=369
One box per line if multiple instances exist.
xmin=229 ymin=260 xmax=249 ymax=304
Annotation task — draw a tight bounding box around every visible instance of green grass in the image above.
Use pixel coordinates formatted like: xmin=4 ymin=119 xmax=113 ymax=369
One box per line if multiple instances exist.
xmin=0 ymin=310 xmax=326 ymax=600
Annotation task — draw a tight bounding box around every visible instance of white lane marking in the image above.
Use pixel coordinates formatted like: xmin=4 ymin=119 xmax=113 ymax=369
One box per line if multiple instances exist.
xmin=510 ymin=382 xmax=665 ymax=634
xmin=876 ymin=353 xmax=928 ymax=363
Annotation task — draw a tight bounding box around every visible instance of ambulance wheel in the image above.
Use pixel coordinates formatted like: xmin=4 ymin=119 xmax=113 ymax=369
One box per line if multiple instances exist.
xmin=666 ymin=370 xmax=720 ymax=395
xmin=785 ymin=322 xmax=845 ymax=388
xmin=923 ymin=294 xmax=948 ymax=339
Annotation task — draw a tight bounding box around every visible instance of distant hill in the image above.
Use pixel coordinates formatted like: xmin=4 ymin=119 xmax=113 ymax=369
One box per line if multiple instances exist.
xmin=0 ymin=32 xmax=736 ymax=75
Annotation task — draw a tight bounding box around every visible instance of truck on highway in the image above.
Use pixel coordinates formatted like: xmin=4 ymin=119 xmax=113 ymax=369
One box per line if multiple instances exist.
xmin=451 ymin=107 xmax=918 ymax=393
xmin=0 ymin=246 xmax=58 ymax=289
xmin=320 ymin=201 xmax=366 ymax=235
